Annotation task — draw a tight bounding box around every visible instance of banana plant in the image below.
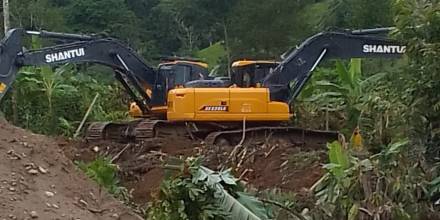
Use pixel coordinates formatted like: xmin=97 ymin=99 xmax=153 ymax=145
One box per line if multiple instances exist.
xmin=12 ymin=35 xmax=77 ymax=132
xmin=304 ymin=59 xmax=387 ymax=133
xmin=148 ymin=157 xmax=271 ymax=220
xmin=314 ymin=139 xmax=434 ymax=219
xmin=19 ymin=64 xmax=77 ymax=132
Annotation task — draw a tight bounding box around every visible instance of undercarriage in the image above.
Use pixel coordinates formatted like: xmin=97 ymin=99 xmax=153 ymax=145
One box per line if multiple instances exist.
xmin=85 ymin=119 xmax=339 ymax=149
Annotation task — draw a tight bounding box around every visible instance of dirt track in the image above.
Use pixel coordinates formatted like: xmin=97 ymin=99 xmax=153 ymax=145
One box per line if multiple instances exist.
xmin=0 ymin=119 xmax=142 ymax=220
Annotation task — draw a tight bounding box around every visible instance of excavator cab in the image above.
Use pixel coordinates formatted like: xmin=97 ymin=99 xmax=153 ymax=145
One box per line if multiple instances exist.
xmin=157 ymin=57 xmax=209 ymax=89
xmin=231 ymin=60 xmax=279 ymax=88
xmin=130 ymin=57 xmax=209 ymax=117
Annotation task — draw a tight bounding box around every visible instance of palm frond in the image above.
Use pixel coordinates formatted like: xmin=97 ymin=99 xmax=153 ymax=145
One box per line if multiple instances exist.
xmin=349 ymin=58 xmax=362 ymax=82
xmin=197 ymin=166 xmax=271 ymax=220
xmin=220 ymin=190 xmax=269 ymax=220
xmin=335 ymin=61 xmax=351 ymax=86
xmin=359 ymin=72 xmax=387 ymax=88
xmin=315 ymin=80 xmax=347 ymax=92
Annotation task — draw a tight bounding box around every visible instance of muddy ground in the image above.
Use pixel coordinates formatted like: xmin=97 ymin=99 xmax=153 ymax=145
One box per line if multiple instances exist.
xmin=0 ymin=119 xmax=142 ymax=220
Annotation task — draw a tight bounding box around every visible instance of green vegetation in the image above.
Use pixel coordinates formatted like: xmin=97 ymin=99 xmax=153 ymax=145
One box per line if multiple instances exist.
xmin=307 ymin=140 xmax=437 ymax=219
xmin=77 ymin=157 xmax=123 ymax=194
xmin=147 ymin=157 xmax=271 ymax=220
xmin=1 ymin=67 xmax=127 ymax=136
xmin=195 ymin=42 xmax=226 ymax=70
xmin=0 ymin=0 xmax=439 ymax=219
xmin=77 ymin=157 xmax=128 ymax=201
xmin=394 ymin=0 xmax=440 ymax=160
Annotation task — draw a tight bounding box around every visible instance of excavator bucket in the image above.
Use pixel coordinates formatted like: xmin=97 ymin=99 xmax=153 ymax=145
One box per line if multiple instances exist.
xmin=0 ymin=29 xmax=24 ymax=100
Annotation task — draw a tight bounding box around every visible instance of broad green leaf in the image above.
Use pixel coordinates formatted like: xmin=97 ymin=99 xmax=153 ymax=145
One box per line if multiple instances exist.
xmin=386 ymin=139 xmax=409 ymax=156
xmin=220 ymin=169 xmax=238 ymax=185
xmin=315 ymin=80 xmax=347 ymax=92
xmin=303 ymin=91 xmax=343 ymax=102
xmin=235 ymin=192 xmax=271 ymax=220
xmin=359 ymin=72 xmax=387 ymax=88
xmin=327 ymin=141 xmax=350 ymax=178
xmin=349 ymin=58 xmax=362 ymax=83
xmin=348 ymin=203 xmax=359 ymax=220
xmin=220 ymin=190 xmax=269 ymax=220
xmin=187 ymin=165 xmax=270 ymax=220
xmin=323 ymin=163 xmax=342 ymax=170
xmin=200 ymin=166 xmax=221 ymax=187
xmin=335 ymin=60 xmax=351 ymax=86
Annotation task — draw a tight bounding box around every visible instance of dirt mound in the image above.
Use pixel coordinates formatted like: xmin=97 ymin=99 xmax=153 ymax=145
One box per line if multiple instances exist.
xmin=202 ymin=141 xmax=326 ymax=192
xmin=69 ymin=135 xmax=325 ymax=204
xmin=0 ymin=119 xmax=142 ymax=220
xmin=69 ymin=136 xmax=199 ymax=203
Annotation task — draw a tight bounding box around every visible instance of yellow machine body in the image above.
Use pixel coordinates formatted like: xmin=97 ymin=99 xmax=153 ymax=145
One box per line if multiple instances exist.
xmin=129 ymin=102 xmax=168 ymax=117
xmin=167 ymin=87 xmax=291 ymax=121
xmin=231 ymin=60 xmax=279 ymax=68
xmin=129 ymin=59 xmax=291 ymax=121
xmin=129 ymin=102 xmax=143 ymax=117
xmin=159 ymin=60 xmax=209 ymax=69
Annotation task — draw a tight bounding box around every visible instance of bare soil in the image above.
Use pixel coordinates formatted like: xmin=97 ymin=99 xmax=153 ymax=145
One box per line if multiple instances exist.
xmin=0 ymin=119 xmax=142 ymax=220
xmin=201 ymin=140 xmax=326 ymax=192
xmin=67 ymin=134 xmax=326 ymax=204
xmin=68 ymin=137 xmax=199 ymax=203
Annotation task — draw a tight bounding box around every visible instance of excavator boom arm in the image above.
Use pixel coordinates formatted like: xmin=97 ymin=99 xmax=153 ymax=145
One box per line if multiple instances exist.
xmin=263 ymin=27 xmax=405 ymax=103
xmin=0 ymin=28 xmax=158 ymax=113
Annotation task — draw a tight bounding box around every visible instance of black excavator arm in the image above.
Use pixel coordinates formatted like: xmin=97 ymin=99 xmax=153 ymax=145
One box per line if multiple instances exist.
xmin=263 ymin=27 xmax=406 ymax=103
xmin=0 ymin=28 xmax=159 ymax=113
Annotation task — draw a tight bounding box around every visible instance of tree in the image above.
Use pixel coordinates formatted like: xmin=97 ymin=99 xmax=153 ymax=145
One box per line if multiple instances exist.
xmin=300 ymin=59 xmax=389 ymax=135
xmin=149 ymin=0 xmax=235 ymax=57
xmin=194 ymin=0 xmax=237 ymax=75
xmin=321 ymin=0 xmax=394 ymax=29
xmin=3 ymin=0 xmax=10 ymax=33
xmin=19 ymin=65 xmax=77 ymax=132
xmin=228 ymin=0 xmax=309 ymax=58
xmin=393 ymin=0 xmax=440 ymax=158
xmin=66 ymin=0 xmax=142 ymax=45
xmin=10 ymin=0 xmax=67 ymax=31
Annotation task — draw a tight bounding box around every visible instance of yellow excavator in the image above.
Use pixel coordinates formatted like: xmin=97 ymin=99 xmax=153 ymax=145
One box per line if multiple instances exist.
xmin=129 ymin=59 xmax=279 ymax=116
xmin=0 ymin=27 xmax=405 ymax=147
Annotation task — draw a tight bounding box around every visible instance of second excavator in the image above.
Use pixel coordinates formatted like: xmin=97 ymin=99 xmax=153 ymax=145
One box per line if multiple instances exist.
xmin=0 ymin=27 xmax=405 ymax=148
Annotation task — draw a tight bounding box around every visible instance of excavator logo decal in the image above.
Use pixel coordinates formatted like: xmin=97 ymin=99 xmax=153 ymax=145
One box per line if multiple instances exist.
xmin=362 ymin=45 xmax=406 ymax=54
xmin=45 ymin=48 xmax=85 ymax=63
xmin=201 ymin=106 xmax=228 ymax=111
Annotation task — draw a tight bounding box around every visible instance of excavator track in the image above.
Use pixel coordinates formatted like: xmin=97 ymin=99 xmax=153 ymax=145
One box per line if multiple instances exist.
xmin=86 ymin=119 xmax=339 ymax=149
xmin=86 ymin=120 xmax=338 ymax=149
xmin=85 ymin=120 xmax=139 ymax=142
xmin=85 ymin=122 xmax=112 ymax=142
xmin=85 ymin=119 xmax=187 ymax=143
xmin=204 ymin=126 xmax=339 ymax=149
xmin=132 ymin=120 xmax=160 ymax=142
